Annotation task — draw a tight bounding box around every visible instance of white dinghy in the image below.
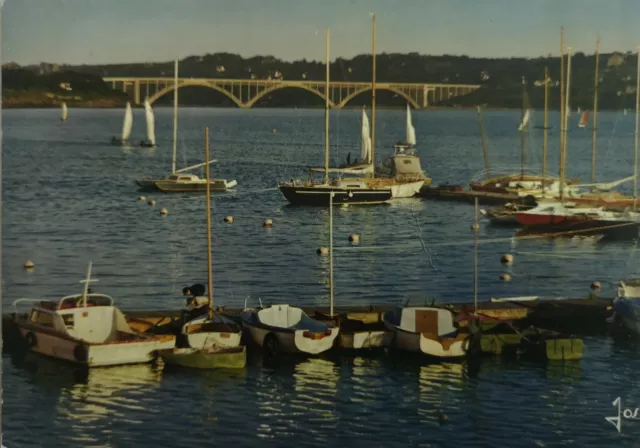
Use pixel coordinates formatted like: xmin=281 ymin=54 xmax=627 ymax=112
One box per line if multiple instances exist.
xmin=13 ymin=262 xmax=176 ymax=367
xmin=240 ymin=304 xmax=339 ymax=356
xmin=383 ymin=306 xmax=470 ymax=358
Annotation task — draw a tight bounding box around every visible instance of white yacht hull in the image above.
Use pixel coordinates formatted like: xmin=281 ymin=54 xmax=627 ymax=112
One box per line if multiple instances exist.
xmin=419 ymin=334 xmax=468 ymax=358
xmin=19 ymin=328 xmax=176 ymax=367
xmin=243 ymin=323 xmax=338 ymax=355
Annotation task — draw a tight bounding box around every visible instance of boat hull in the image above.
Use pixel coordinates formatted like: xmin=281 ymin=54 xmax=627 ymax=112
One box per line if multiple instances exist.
xmin=279 ymin=185 xmax=392 ymax=205
xmin=18 ymin=327 xmax=175 ymax=367
xmin=242 ymin=322 xmax=338 ymax=355
xmin=186 ymin=331 xmax=242 ymax=350
xmin=339 ymin=330 xmax=392 ymax=349
xmin=158 ymin=346 xmax=246 ymax=369
xmin=388 ymin=180 xmax=424 ymax=198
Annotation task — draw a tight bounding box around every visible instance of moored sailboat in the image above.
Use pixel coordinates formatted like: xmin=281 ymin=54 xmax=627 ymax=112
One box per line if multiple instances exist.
xmin=135 ymin=59 xmax=237 ymax=193
xmin=60 ymin=102 xmax=68 ymax=122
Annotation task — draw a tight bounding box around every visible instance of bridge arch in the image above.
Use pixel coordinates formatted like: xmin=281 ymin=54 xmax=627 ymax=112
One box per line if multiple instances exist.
xmin=336 ymin=86 xmax=420 ymax=109
xmin=147 ymin=81 xmax=245 ymax=108
xmin=244 ymin=84 xmax=336 ymax=108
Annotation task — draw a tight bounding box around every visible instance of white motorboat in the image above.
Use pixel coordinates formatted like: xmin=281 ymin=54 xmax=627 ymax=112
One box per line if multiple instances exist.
xmin=13 ymin=263 xmax=176 ymax=367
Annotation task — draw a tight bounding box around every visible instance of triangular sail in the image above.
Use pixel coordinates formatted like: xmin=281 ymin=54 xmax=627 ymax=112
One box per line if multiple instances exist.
xmin=578 ymin=110 xmax=589 ymax=128
xmin=406 ymin=104 xmax=416 ymax=146
xmin=361 ymin=108 xmax=371 ymax=163
xmin=60 ymin=102 xmax=68 ymax=121
xmin=122 ymin=102 xmax=133 ymax=142
xmin=518 ymin=109 xmax=531 ymax=131
xmin=144 ymin=99 xmax=156 ymax=145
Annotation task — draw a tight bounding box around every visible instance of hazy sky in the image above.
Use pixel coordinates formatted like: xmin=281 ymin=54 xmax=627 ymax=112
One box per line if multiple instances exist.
xmin=2 ymin=0 xmax=640 ymax=65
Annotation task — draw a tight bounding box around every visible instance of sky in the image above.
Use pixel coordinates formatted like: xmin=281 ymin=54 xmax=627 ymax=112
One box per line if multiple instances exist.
xmin=2 ymin=0 xmax=640 ymax=66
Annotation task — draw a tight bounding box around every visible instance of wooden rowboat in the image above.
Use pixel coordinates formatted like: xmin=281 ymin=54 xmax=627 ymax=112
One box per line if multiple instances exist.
xmin=158 ymin=346 xmax=246 ymax=369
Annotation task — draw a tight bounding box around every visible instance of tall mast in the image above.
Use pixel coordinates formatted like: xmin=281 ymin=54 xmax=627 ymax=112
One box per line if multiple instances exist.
xmin=473 ymin=198 xmax=479 ymax=313
xmin=324 ymin=29 xmax=330 ymax=185
xmin=370 ymin=13 xmax=377 ymax=177
xmin=591 ymin=37 xmax=600 ymax=188
xmin=329 ymin=192 xmax=334 ymax=316
xmin=204 ymin=127 xmax=214 ymax=319
xmin=559 ymin=27 xmax=565 ymax=199
xmin=634 ymin=44 xmax=640 ymax=211
xmin=520 ymin=76 xmax=527 ymax=179
xmin=560 ymin=47 xmax=573 ymax=203
xmin=172 ymin=58 xmax=178 ymax=174
xmin=542 ymin=66 xmax=549 ymax=193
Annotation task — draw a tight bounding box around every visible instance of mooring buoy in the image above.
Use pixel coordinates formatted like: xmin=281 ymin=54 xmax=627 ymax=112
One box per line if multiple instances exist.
xmin=224 ymin=216 xmax=234 ymax=223
xmin=264 ymin=219 xmax=273 ymax=227
xmin=138 ymin=196 xmax=146 ymax=201
xmin=349 ymin=233 xmax=360 ymax=244
xmin=317 ymin=247 xmax=329 ymax=256
xmin=147 ymin=199 xmax=156 ymax=206
xmin=499 ymin=273 xmax=512 ymax=282
xmin=471 ymin=223 xmax=480 ymax=231
xmin=500 ymin=254 xmax=514 ymax=265
xmin=23 ymin=260 xmax=35 ymax=270
xmin=591 ymin=281 xmax=601 ymax=290
xmin=160 ymin=208 xmax=168 ymax=215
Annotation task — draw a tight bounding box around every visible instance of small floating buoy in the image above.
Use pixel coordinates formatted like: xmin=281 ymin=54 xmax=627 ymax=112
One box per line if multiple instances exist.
xmin=224 ymin=216 xmax=234 ymax=223
xmin=500 ymin=254 xmax=514 ymax=265
xmin=23 ymin=260 xmax=35 ymax=270
xmin=272 ymin=129 xmax=276 ymax=134
xmin=479 ymin=209 xmax=487 ymax=216
xmin=317 ymin=247 xmax=329 ymax=256
xmin=264 ymin=219 xmax=273 ymax=227
xmin=471 ymin=223 xmax=480 ymax=231
xmin=147 ymin=199 xmax=156 ymax=206
xmin=160 ymin=208 xmax=168 ymax=215
xmin=348 ymin=233 xmax=360 ymax=244
xmin=138 ymin=196 xmax=146 ymax=201
xmin=591 ymin=281 xmax=601 ymax=291
xmin=499 ymin=273 xmax=512 ymax=282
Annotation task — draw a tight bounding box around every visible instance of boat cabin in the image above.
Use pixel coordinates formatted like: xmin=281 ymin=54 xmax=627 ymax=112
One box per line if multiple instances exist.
xmin=392 ymin=307 xmax=458 ymax=337
xmin=25 ymin=293 xmax=137 ymax=343
xmin=377 ymin=154 xmax=426 ymax=182
xmin=618 ymin=280 xmax=640 ymax=299
xmin=167 ymin=173 xmax=201 ymax=183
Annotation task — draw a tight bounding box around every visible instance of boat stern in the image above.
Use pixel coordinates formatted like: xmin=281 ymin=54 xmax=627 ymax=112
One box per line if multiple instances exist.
xmin=293 ymin=327 xmax=339 ymax=354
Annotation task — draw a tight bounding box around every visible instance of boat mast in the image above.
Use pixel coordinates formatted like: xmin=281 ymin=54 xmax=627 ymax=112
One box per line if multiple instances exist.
xmin=324 ymin=29 xmax=330 ymax=185
xmin=559 ymin=27 xmax=565 ymax=201
xmin=561 ymin=48 xmax=573 ymax=204
xmin=473 ymin=198 xmax=479 ymax=313
xmin=520 ymin=76 xmax=527 ymax=179
xmin=542 ymin=66 xmax=549 ymax=193
xmin=204 ymin=127 xmax=214 ymax=319
xmin=370 ymin=12 xmax=377 ymax=177
xmin=591 ymin=37 xmax=600 ymax=189
xmin=476 ymin=106 xmax=490 ymax=179
xmin=172 ymin=59 xmax=178 ymax=174
xmin=634 ymin=44 xmax=640 ymax=211
xmin=329 ymin=192 xmax=334 ymax=316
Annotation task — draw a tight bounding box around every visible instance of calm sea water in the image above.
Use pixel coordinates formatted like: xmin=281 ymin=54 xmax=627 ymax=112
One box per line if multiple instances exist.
xmin=3 ymin=106 xmax=640 ymax=447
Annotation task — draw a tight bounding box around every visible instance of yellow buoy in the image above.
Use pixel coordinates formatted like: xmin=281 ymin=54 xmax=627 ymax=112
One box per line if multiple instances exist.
xmin=147 ymin=199 xmax=156 ymax=206
xmin=224 ymin=216 xmax=234 ymax=223
xmin=591 ymin=281 xmax=601 ymax=290
xmin=23 ymin=260 xmax=35 ymax=269
xmin=272 ymin=129 xmax=276 ymax=134
xmin=471 ymin=223 xmax=480 ymax=231
xmin=160 ymin=208 xmax=168 ymax=215
xmin=138 ymin=196 xmax=146 ymax=201
xmin=349 ymin=233 xmax=360 ymax=244
xmin=500 ymin=254 xmax=514 ymax=265
xmin=264 ymin=219 xmax=273 ymax=227
xmin=499 ymin=273 xmax=512 ymax=282
xmin=317 ymin=247 xmax=329 ymax=256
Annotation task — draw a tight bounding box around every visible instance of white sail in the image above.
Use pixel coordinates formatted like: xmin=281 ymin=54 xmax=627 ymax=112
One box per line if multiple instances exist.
xmin=144 ymin=99 xmax=156 ymax=145
xmin=406 ymin=104 xmax=416 ymax=146
xmin=60 ymin=102 xmax=68 ymax=121
xmin=360 ymin=108 xmax=372 ymax=163
xmin=121 ymin=102 xmax=133 ymax=142
xmin=518 ymin=109 xmax=531 ymax=131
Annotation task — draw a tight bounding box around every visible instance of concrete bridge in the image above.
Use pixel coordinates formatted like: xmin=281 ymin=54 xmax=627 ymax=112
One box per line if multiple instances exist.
xmin=103 ymin=77 xmax=481 ymax=109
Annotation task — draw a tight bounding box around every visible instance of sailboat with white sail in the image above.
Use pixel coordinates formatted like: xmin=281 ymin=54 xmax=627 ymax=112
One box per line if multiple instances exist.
xmin=138 ymin=99 xmax=156 ymax=147
xmin=517 ymin=108 xmax=530 ymax=132
xmin=111 ymin=102 xmax=133 ymax=146
xmin=135 ymin=59 xmax=238 ymax=192
xmin=578 ymin=110 xmax=590 ymax=128
xmin=60 ymin=102 xmax=68 ymax=122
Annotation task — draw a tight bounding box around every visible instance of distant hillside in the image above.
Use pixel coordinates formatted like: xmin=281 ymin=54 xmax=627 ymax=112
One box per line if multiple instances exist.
xmin=2 ymin=68 xmax=128 ymax=108
xmin=4 ymin=50 xmax=640 ymax=109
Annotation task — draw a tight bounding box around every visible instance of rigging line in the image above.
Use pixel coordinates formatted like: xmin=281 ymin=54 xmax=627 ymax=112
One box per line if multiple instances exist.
xmin=410 ymin=202 xmax=438 ymax=272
